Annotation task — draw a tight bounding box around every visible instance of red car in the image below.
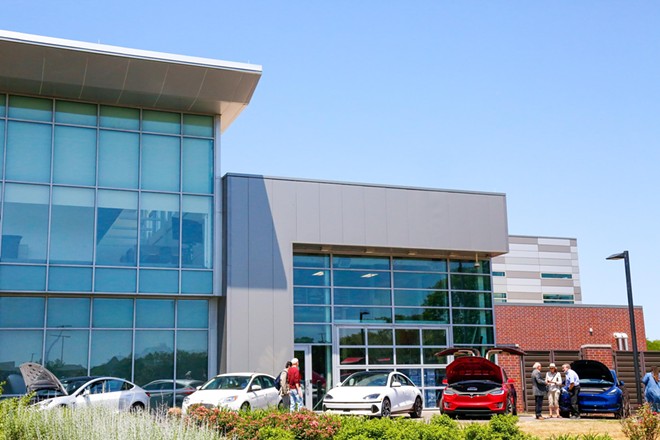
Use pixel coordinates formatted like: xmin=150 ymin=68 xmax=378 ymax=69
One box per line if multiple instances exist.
xmin=437 ymin=347 xmax=524 ymax=417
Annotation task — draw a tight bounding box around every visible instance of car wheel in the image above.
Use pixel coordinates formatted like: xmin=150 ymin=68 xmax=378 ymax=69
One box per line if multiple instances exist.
xmin=380 ymin=398 xmax=391 ymax=418
xmin=130 ymin=402 xmax=145 ymax=412
xmin=616 ymin=398 xmax=631 ymax=419
xmin=512 ymin=396 xmax=518 ymax=416
xmin=504 ymin=397 xmax=513 ymax=415
xmin=240 ymin=402 xmax=250 ymax=412
xmin=410 ymin=396 xmax=423 ymax=418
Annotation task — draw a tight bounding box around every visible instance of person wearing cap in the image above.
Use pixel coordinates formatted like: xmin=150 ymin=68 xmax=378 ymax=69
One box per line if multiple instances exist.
xmin=288 ymin=357 xmax=303 ymax=411
xmin=531 ymin=362 xmax=547 ymax=419
xmin=545 ymin=363 xmax=562 ymax=418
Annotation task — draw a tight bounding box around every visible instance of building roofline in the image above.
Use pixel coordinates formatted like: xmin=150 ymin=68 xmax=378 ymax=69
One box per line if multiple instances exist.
xmin=223 ymin=173 xmax=508 ymax=197
xmin=494 ymin=302 xmax=643 ymax=310
xmin=509 ymin=233 xmax=578 ymax=241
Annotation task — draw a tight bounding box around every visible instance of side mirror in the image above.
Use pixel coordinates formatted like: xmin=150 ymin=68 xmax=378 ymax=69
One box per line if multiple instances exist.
xmin=83 ymin=389 xmax=91 ymax=396
xmin=391 ymin=381 xmax=401 ymax=388
xmin=619 ymin=380 xmax=625 ymax=386
xmin=250 ymin=384 xmax=262 ymax=392
xmin=507 ymin=378 xmax=515 ymax=384
xmin=196 ymin=385 xmax=202 ymax=390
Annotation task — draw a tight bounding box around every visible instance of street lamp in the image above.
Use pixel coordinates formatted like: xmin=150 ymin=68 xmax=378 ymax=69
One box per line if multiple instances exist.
xmin=607 ymin=250 xmax=642 ymax=405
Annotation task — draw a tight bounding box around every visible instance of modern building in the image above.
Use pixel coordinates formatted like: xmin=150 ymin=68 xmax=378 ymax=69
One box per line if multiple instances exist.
xmin=0 ymin=31 xmax=513 ymax=409
xmin=491 ymin=235 xmax=581 ymax=304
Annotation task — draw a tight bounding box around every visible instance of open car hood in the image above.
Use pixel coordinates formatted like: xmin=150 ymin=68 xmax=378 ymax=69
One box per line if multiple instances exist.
xmin=19 ymin=362 xmax=67 ymax=396
xmin=445 ymin=356 xmax=503 ymax=384
xmin=571 ymin=360 xmax=615 ymax=382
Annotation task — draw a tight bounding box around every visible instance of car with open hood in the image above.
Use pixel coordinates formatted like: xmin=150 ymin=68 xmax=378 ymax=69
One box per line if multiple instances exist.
xmin=181 ymin=372 xmax=281 ymax=413
xmin=437 ymin=347 xmax=524 ymax=417
xmin=19 ymin=363 xmax=149 ymax=411
xmin=322 ymin=370 xmax=423 ymax=418
xmin=559 ymin=360 xmax=630 ymax=418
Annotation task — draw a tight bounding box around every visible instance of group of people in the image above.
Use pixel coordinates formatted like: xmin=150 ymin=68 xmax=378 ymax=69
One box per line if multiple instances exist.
xmin=531 ymin=362 xmax=581 ymax=420
xmin=277 ymin=357 xmax=304 ymax=412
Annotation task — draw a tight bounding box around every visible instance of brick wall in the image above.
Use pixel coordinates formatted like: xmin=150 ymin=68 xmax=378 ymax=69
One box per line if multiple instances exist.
xmin=495 ymin=304 xmax=646 ymax=351
xmin=581 ymin=346 xmax=614 ymax=369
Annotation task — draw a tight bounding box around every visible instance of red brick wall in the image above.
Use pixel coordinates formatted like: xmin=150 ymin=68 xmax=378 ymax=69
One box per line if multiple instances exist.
xmin=498 ymin=353 xmax=525 ymax=413
xmin=581 ymin=346 xmax=614 ymax=368
xmin=495 ymin=304 xmax=646 ymax=351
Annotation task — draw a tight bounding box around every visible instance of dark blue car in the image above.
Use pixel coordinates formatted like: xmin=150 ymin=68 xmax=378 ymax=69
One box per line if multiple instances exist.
xmin=559 ymin=360 xmax=630 ymax=419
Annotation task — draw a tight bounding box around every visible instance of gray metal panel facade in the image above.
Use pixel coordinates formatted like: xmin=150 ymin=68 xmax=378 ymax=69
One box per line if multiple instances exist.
xmin=223 ymin=174 xmax=509 ymax=374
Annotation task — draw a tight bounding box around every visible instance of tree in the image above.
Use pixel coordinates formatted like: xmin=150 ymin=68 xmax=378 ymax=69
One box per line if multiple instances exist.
xmin=646 ymin=339 xmax=660 ymax=351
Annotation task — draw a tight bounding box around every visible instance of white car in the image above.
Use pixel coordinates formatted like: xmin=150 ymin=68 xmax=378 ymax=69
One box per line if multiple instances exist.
xmin=181 ymin=372 xmax=282 ymax=413
xmin=322 ymin=371 xmax=423 ymax=417
xmin=19 ymin=363 xmax=149 ymax=411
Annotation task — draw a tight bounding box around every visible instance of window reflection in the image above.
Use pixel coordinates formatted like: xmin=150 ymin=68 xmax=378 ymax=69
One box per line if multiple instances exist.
xmin=177 ymin=330 xmax=207 ymax=381
xmin=6 ymin=122 xmax=51 ymax=183
xmin=47 ymin=298 xmax=90 ymax=328
xmin=49 ymin=187 xmax=94 ymax=265
xmin=93 ymin=298 xmax=134 ymax=328
xmin=0 ymin=297 xmax=45 ymax=328
xmin=1 ymin=184 xmax=49 ymax=263
xmin=140 ymin=193 xmax=179 ymax=267
xmin=0 ymin=330 xmax=43 ymax=393
xmin=90 ymin=330 xmax=132 ymax=378
xmin=96 ymin=190 xmax=138 ymax=266
xmin=181 ymin=196 xmax=212 ymax=269
xmin=45 ymin=329 xmax=89 ymax=378
xmin=134 ymin=330 xmax=174 ymax=386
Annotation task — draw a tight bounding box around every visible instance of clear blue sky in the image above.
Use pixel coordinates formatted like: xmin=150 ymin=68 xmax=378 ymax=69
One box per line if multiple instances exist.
xmin=2 ymin=1 xmax=659 ymax=339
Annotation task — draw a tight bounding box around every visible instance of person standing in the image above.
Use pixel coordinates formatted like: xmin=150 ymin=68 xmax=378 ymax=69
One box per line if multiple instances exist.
xmin=531 ymin=362 xmax=547 ymax=419
xmin=278 ymin=361 xmax=291 ymax=410
xmin=545 ymin=363 xmax=562 ymax=418
xmin=642 ymin=366 xmax=660 ymax=412
xmin=562 ymin=363 xmax=581 ymax=419
xmin=288 ymin=357 xmax=303 ymax=411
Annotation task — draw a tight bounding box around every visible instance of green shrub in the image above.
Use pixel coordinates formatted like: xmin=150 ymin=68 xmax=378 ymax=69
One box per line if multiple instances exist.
xmin=257 ymin=426 xmax=296 ymax=440
xmin=621 ymin=403 xmax=660 ymax=440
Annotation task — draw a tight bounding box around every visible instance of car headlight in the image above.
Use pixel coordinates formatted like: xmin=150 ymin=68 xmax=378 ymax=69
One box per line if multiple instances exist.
xmin=183 ymin=396 xmax=190 ymax=404
xmin=443 ymin=389 xmax=456 ymax=395
xmin=363 ymin=393 xmax=380 ymax=400
xmin=489 ymin=389 xmax=505 ymax=396
xmin=222 ymin=396 xmax=238 ymax=403
xmin=607 ymin=388 xmax=620 ymax=395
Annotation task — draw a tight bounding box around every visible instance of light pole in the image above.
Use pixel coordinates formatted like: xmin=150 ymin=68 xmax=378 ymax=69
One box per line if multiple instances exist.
xmin=607 ymin=250 xmax=643 ymax=405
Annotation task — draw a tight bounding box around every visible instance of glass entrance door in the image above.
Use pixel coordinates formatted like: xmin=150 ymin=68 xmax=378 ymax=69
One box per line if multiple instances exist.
xmin=293 ymin=346 xmax=312 ymax=410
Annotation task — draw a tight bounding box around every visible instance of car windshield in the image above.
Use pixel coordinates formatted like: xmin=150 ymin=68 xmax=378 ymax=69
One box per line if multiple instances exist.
xmin=61 ymin=378 xmax=93 ymax=394
xmin=202 ymin=376 xmax=250 ymax=390
xmin=342 ymin=372 xmax=389 ymax=387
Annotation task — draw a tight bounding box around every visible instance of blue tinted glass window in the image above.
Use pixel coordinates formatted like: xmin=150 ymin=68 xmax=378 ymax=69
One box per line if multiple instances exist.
xmin=333 ymin=288 xmax=391 ymax=306
xmin=141 ymin=134 xmax=180 ymax=191
xmin=136 ymin=299 xmax=175 ymax=328
xmin=8 ymin=96 xmax=52 ymax=121
xmin=451 ymin=291 xmax=493 ymax=308
xmin=452 ymin=326 xmax=494 ymax=345
xmin=98 ymin=130 xmax=139 ymax=189
xmin=140 ymin=193 xmax=179 ymax=268
xmin=449 ymin=260 xmax=491 ymax=274
xmin=452 ymin=309 xmax=493 ymax=325
xmin=177 ymin=330 xmax=208 ymax=381
xmin=143 ymin=110 xmax=180 ymax=134
xmin=47 ymin=297 xmax=90 ymax=328
xmin=333 ymin=270 xmax=390 ymax=288
xmin=93 ymin=298 xmax=134 ymax=328
xmin=48 ymin=267 xmax=92 ymax=292
xmin=0 ymin=331 xmax=44 ymax=381
xmin=96 ymin=190 xmax=138 ymax=266
xmin=99 ymin=106 xmax=139 ymax=130
xmin=449 ymin=275 xmax=491 ymax=291
xmin=293 ymin=268 xmax=330 ymax=286
xmin=394 ymin=308 xmax=449 ymax=324
xmin=94 ymin=268 xmax=136 ymax=293
xmin=182 ymin=196 xmax=212 ymax=269
xmin=394 ymin=290 xmax=448 ymax=307
xmin=134 ymin=330 xmax=173 ymax=385
xmin=0 ymin=265 xmax=46 ymax=291
xmin=0 ymin=94 xmax=5 ymax=117
xmin=0 ymin=297 xmax=44 ymax=327
xmin=45 ymin=329 xmax=88 ymax=377
xmin=177 ymin=300 xmax=208 ymax=328
xmin=182 ymin=138 xmax=213 ymax=194
xmin=393 ymin=258 xmax=446 ymax=272
xmin=53 ymin=126 xmax=96 ymax=185
xmin=181 ymin=270 xmax=212 ymax=294
xmin=294 ymin=306 xmax=331 ymax=323
xmin=182 ymin=114 xmax=213 ymax=137
xmin=294 ymin=287 xmax=330 ymax=305
xmin=293 ymin=254 xmax=330 ymax=268
xmin=6 ymin=121 xmax=51 ymax=183
xmin=294 ymin=324 xmax=331 ymax=344
xmin=393 ymin=273 xmax=447 ymax=290
xmin=333 ymin=256 xmax=390 ymax=270
xmin=139 ymin=269 xmax=178 ymax=294
xmin=50 ymin=187 xmax=94 ymax=264
xmin=90 ymin=330 xmax=132 ymax=377
xmin=334 ymin=307 xmax=392 ymax=323
xmin=55 ymin=101 xmax=97 ymax=126
xmin=2 ymin=184 xmax=49 ymax=263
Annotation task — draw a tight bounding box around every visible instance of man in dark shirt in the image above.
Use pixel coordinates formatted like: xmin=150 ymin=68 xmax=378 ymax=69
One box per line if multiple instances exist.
xmin=288 ymin=357 xmax=303 ymax=411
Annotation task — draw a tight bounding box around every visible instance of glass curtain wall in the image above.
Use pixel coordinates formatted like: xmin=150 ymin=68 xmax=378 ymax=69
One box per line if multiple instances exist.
xmin=0 ymin=95 xmax=215 ymax=403
xmin=293 ymin=253 xmax=494 ymax=408
xmin=0 ymin=95 xmax=214 ymax=294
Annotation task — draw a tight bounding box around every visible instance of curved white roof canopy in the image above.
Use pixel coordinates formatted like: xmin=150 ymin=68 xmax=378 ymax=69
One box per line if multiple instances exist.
xmin=0 ymin=30 xmax=262 ymax=132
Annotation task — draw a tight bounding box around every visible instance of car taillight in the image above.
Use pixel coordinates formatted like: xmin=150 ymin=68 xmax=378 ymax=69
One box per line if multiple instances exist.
xmin=145 ymin=392 xmax=151 ymax=397
xmin=182 ymin=387 xmax=195 ymax=395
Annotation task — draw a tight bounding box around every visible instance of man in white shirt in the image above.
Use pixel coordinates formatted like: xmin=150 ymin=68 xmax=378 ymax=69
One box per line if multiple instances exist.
xmin=562 ymin=363 xmax=581 ymax=419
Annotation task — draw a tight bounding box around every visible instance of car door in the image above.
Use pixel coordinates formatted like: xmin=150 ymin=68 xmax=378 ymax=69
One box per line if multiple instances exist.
xmin=394 ymin=374 xmax=415 ymax=410
xmin=389 ymin=374 xmax=406 ymax=412
xmin=75 ymin=379 xmax=106 ymax=408
xmin=258 ymin=375 xmax=280 ymax=408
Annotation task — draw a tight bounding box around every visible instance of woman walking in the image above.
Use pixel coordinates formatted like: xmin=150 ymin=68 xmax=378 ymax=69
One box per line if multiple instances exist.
xmin=642 ymin=366 xmax=660 ymax=412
